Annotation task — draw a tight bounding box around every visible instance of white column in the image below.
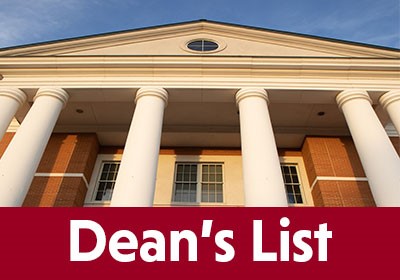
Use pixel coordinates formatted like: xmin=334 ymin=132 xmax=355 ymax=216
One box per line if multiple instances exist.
xmin=0 ymin=88 xmax=27 ymax=140
xmin=379 ymin=90 xmax=400 ymax=134
xmin=236 ymin=88 xmax=288 ymax=206
xmin=110 ymin=87 xmax=168 ymax=207
xmin=336 ymin=89 xmax=400 ymax=206
xmin=0 ymin=87 xmax=69 ymax=206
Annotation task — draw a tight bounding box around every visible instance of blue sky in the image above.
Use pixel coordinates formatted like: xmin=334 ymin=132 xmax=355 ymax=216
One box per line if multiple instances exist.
xmin=0 ymin=0 xmax=399 ymax=49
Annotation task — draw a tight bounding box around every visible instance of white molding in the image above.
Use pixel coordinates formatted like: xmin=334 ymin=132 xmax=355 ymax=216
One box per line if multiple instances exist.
xmin=310 ymin=176 xmax=369 ymax=190
xmin=1 ymin=55 xmax=398 ymax=91
xmin=34 ymin=172 xmax=89 ymax=188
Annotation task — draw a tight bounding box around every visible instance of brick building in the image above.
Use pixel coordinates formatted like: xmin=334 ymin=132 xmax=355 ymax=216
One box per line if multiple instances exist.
xmin=0 ymin=20 xmax=399 ymax=207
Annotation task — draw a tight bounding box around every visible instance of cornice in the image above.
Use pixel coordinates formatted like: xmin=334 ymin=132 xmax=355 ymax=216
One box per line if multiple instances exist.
xmin=0 ymin=56 xmax=398 ymax=91
xmin=0 ymin=56 xmax=398 ymax=70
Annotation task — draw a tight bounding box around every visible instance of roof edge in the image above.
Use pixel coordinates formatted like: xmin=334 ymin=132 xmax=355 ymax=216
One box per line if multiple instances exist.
xmin=0 ymin=19 xmax=398 ymax=54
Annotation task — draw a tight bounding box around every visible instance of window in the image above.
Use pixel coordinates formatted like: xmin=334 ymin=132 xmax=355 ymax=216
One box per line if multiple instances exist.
xmin=93 ymin=161 xmax=120 ymax=201
xmin=173 ymin=163 xmax=224 ymax=203
xmin=281 ymin=164 xmax=304 ymax=205
xmin=187 ymin=40 xmax=219 ymax=52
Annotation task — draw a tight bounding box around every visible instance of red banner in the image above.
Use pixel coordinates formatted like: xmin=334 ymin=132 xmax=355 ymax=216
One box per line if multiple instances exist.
xmin=0 ymin=208 xmax=398 ymax=279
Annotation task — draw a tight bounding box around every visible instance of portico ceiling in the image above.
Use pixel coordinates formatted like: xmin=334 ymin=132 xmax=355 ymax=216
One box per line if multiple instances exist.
xmin=12 ymin=88 xmax=391 ymax=148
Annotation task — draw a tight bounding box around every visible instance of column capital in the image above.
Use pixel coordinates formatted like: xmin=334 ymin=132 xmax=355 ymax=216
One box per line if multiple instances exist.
xmin=0 ymin=88 xmax=27 ymax=105
xmin=336 ymin=89 xmax=372 ymax=111
xmin=34 ymin=87 xmax=69 ymax=108
xmin=235 ymin=87 xmax=269 ymax=106
xmin=135 ymin=87 xmax=168 ymax=106
xmin=379 ymin=90 xmax=400 ymax=110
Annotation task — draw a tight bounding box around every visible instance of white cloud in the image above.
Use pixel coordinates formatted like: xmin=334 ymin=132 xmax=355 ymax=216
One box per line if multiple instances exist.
xmin=0 ymin=0 xmax=84 ymax=47
xmin=280 ymin=1 xmax=400 ymax=48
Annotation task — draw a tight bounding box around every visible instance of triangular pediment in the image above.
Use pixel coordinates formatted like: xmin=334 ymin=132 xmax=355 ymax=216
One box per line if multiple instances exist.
xmin=0 ymin=20 xmax=399 ymax=58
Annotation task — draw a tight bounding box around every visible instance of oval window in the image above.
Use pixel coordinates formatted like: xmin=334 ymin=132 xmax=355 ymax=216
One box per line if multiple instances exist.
xmin=187 ymin=40 xmax=219 ymax=52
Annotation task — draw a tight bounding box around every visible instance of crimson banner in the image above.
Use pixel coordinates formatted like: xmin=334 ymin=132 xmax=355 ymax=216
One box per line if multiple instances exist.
xmin=0 ymin=208 xmax=398 ymax=279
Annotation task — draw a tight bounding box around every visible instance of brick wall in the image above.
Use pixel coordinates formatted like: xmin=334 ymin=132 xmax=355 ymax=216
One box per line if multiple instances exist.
xmin=0 ymin=132 xmax=14 ymax=157
xmin=2 ymin=132 xmax=398 ymax=207
xmin=22 ymin=133 xmax=99 ymax=207
xmin=302 ymin=137 xmax=375 ymax=207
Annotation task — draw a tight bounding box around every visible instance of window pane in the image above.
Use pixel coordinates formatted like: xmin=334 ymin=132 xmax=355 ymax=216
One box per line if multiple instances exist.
xmin=177 ymin=165 xmax=184 ymax=173
xmin=183 ymin=173 xmax=190 ymax=181
xmin=282 ymin=166 xmax=289 ymax=174
xmin=100 ymin=172 xmax=108 ymax=180
xmin=175 ymin=163 xmax=223 ymax=204
xmin=95 ymin=192 xmax=103 ymax=201
xmin=190 ymin=192 xmax=196 ymax=202
xmin=209 ymin=184 xmax=215 ymax=192
xmin=187 ymin=40 xmax=218 ymax=52
xmin=176 ymin=172 xmax=183 ymax=181
xmin=208 ymin=193 xmax=216 ymax=203
xmin=200 ymin=164 xmax=224 ymax=203
xmin=109 ymin=164 xmax=117 ymax=171
xmin=210 ymin=165 xmax=215 ymax=173
xmin=107 ymin=172 xmax=115 ymax=180
xmin=295 ymin=195 xmax=303 ymax=204
xmin=187 ymin=41 xmax=203 ymax=51
xmin=94 ymin=162 xmax=120 ymax=202
xmin=209 ymin=174 xmax=215 ymax=182
xmin=103 ymin=163 xmax=111 ymax=172
xmin=97 ymin=182 xmax=105 ymax=191
xmin=174 ymin=164 xmax=198 ymax=202
xmin=281 ymin=164 xmax=304 ymax=205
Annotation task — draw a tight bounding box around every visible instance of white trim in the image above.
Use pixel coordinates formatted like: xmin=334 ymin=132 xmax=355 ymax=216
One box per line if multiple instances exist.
xmin=1 ymin=57 xmax=399 ymax=91
xmin=310 ymin=176 xmax=369 ymax=190
xmin=34 ymin=172 xmax=89 ymax=188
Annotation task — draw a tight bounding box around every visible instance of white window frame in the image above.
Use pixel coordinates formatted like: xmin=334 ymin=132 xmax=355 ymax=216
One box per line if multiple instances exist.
xmin=84 ymin=154 xmax=122 ymax=206
xmin=279 ymin=156 xmax=313 ymax=207
xmin=172 ymin=162 xmax=225 ymax=205
xmin=84 ymin=154 xmax=311 ymax=207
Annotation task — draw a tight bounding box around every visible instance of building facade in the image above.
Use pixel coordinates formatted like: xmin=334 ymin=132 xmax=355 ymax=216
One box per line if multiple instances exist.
xmin=0 ymin=20 xmax=399 ymax=207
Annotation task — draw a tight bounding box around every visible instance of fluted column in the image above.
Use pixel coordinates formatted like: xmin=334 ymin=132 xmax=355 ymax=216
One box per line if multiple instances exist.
xmin=336 ymin=89 xmax=400 ymax=206
xmin=0 ymin=87 xmax=69 ymax=206
xmin=379 ymin=90 xmax=400 ymax=134
xmin=110 ymin=87 xmax=168 ymax=206
xmin=0 ymin=88 xmax=27 ymax=140
xmin=236 ymin=88 xmax=288 ymax=206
